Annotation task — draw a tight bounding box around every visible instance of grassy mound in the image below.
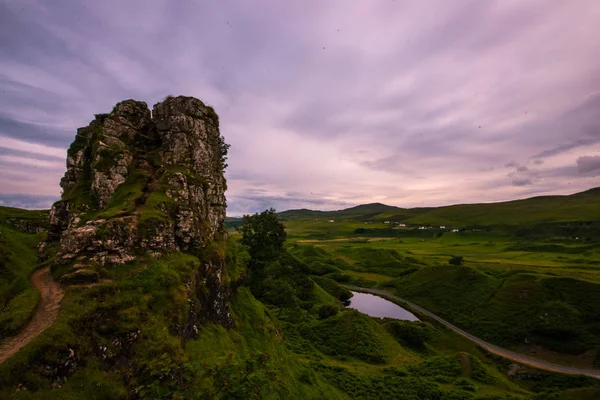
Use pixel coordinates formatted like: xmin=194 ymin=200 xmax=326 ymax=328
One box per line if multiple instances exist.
xmin=303 ymin=309 xmax=398 ymax=364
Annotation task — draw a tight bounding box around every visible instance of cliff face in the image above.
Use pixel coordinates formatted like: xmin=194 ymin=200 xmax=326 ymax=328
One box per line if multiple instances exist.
xmin=44 ymin=96 xmax=232 ymax=328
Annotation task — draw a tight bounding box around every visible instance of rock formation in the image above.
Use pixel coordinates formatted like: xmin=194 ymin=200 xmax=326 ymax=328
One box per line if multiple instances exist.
xmin=43 ymin=95 xmax=232 ymax=328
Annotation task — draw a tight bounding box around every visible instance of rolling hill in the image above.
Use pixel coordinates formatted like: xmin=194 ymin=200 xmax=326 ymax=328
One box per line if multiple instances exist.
xmin=277 ymin=187 xmax=600 ymax=228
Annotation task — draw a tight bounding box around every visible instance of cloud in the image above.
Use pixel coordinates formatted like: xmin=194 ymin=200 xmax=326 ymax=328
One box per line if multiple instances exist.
xmin=505 ymin=162 xmax=541 ymax=187
xmin=1 ymin=0 xmax=600 ymax=214
xmin=227 ymin=190 xmax=352 ymax=216
xmin=510 ymin=177 xmax=533 ymax=187
xmin=577 ymin=156 xmax=600 ymax=174
xmin=0 ymin=194 xmax=57 ymax=209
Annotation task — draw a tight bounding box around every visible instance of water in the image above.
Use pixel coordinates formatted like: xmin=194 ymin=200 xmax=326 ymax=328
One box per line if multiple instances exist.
xmin=346 ymin=291 xmax=419 ymax=321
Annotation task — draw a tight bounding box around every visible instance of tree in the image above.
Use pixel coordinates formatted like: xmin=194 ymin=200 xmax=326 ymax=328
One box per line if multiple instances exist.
xmin=238 ymin=208 xmax=286 ymax=263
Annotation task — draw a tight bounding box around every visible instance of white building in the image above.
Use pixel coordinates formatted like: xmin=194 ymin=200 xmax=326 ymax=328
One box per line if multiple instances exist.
xmin=328 ymin=220 xmax=335 ymax=223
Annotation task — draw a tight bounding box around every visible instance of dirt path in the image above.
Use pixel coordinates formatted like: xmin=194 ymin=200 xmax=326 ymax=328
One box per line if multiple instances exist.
xmin=0 ymin=267 xmax=64 ymax=364
xmin=344 ymin=285 xmax=600 ymax=379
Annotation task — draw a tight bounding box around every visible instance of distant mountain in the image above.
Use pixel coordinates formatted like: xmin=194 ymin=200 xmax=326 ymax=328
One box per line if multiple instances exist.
xmin=277 ymin=187 xmax=600 ymax=227
xmin=278 ymin=202 xmax=402 ymax=221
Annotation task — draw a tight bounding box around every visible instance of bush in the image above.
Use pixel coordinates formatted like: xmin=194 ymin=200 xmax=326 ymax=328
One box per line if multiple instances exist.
xmin=318 ymin=305 xmax=339 ymax=319
xmin=449 ymin=256 xmax=464 ymax=266
xmin=305 ymin=310 xmax=387 ymax=364
xmin=454 ymin=377 xmax=476 ymax=391
xmin=383 ymin=320 xmax=434 ymax=349
xmin=306 ymin=261 xmax=341 ymax=276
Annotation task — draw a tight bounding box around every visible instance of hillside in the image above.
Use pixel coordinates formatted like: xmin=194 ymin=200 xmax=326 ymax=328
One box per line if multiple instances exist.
xmin=279 ymin=203 xmax=404 ymax=220
xmin=279 ymin=188 xmax=600 ymax=227
xmin=0 ymin=207 xmax=48 ymax=340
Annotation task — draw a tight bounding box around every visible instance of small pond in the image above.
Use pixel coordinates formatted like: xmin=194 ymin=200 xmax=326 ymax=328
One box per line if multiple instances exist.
xmin=346 ymin=291 xmax=419 ymax=321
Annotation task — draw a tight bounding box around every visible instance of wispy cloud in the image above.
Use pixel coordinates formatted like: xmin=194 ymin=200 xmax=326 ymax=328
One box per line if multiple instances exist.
xmin=577 ymin=156 xmax=600 ymax=174
xmin=1 ymin=0 xmax=599 ymax=214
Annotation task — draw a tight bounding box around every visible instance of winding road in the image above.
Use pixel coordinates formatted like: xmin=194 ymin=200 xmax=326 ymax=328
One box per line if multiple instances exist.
xmin=344 ymin=285 xmax=600 ymax=379
xmin=0 ymin=267 xmax=64 ymax=364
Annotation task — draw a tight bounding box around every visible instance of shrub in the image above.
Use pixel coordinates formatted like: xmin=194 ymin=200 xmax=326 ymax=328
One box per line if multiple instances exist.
xmin=383 ymin=320 xmax=434 ymax=349
xmin=449 ymin=256 xmax=464 ymax=266
xmin=304 ymin=310 xmax=387 ymax=364
xmin=454 ymin=377 xmax=476 ymax=391
xmin=318 ymin=305 xmax=339 ymax=319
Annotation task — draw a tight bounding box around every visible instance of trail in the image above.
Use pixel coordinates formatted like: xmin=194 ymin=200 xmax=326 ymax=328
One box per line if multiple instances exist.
xmin=0 ymin=267 xmax=64 ymax=364
xmin=344 ymin=285 xmax=600 ymax=380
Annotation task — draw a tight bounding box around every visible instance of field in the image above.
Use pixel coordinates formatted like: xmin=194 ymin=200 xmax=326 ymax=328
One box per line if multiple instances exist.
xmin=274 ymin=188 xmax=600 ymax=370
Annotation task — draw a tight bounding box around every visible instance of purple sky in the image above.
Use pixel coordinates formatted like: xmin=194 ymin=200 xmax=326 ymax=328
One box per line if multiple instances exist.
xmin=1 ymin=0 xmax=599 ymax=215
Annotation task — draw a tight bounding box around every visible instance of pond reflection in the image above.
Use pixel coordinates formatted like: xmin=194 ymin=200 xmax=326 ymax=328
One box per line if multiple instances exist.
xmin=346 ymin=291 xmax=419 ymax=321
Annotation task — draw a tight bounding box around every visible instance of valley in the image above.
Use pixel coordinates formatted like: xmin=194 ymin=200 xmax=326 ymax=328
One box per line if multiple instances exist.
xmin=275 ymin=191 xmax=600 ymax=373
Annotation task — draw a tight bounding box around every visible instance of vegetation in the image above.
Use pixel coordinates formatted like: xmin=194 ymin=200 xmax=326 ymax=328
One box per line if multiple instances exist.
xmin=238 ymin=208 xmax=287 ymax=263
xmin=0 ymin=208 xmax=47 ymax=339
xmin=270 ymin=188 xmax=600 ymax=375
xmin=279 ymin=187 xmax=600 ymax=227
xmin=3 ymin=187 xmax=600 ymax=399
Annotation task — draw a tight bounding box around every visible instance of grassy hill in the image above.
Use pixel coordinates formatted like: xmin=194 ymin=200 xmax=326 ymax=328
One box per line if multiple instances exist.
xmin=279 ymin=203 xmax=403 ymax=221
xmin=0 ymin=206 xmax=48 ymax=339
xmin=278 ymin=187 xmax=600 ymax=227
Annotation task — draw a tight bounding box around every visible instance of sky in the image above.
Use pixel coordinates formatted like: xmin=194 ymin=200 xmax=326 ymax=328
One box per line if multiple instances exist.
xmin=1 ymin=0 xmax=599 ymax=216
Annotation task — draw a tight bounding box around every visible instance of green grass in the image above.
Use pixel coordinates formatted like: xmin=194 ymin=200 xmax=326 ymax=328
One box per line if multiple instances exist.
xmin=281 ymin=211 xmax=600 ymax=367
xmin=279 ymin=187 xmax=600 ymax=229
xmin=302 ymin=309 xmax=406 ymax=364
xmin=0 ymin=207 xmax=47 ymax=339
xmin=5 ymin=185 xmax=600 ymax=398
xmin=0 ymin=229 xmax=585 ymax=399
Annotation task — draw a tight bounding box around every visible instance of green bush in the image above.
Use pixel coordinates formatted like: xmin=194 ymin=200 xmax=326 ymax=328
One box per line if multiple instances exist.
xmin=449 ymin=256 xmax=463 ymax=266
xmin=383 ymin=320 xmax=434 ymax=349
xmin=318 ymin=304 xmax=339 ymax=319
xmin=304 ymin=310 xmax=387 ymax=363
xmin=454 ymin=377 xmax=476 ymax=391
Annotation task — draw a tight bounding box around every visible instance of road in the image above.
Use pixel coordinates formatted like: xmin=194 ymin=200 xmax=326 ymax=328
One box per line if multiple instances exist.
xmin=0 ymin=267 xmax=64 ymax=364
xmin=343 ymin=285 xmax=600 ymax=380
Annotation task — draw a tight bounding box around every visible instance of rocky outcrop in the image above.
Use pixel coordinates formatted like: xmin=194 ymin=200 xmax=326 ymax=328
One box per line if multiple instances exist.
xmin=45 ymin=96 xmax=232 ymax=327
xmin=4 ymin=217 xmax=47 ymax=234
